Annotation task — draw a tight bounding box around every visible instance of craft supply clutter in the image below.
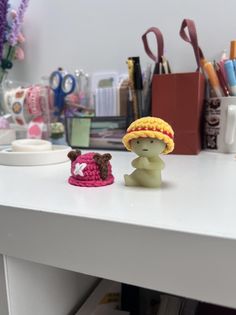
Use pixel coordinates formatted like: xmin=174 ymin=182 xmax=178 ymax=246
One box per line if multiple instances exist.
xmin=0 ymin=80 xmax=53 ymax=141
xmin=1 ymin=7 xmax=236 ymax=167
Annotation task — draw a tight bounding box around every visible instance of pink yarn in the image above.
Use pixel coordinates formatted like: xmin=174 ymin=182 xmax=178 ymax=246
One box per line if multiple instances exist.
xmin=68 ymin=152 xmax=114 ymax=187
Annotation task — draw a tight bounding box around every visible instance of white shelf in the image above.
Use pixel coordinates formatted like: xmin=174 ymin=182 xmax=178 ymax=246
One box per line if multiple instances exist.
xmin=0 ymin=151 xmax=236 ymax=308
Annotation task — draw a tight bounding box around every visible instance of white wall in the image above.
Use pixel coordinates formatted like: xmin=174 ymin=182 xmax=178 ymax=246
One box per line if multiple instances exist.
xmin=10 ymin=0 xmax=236 ymax=83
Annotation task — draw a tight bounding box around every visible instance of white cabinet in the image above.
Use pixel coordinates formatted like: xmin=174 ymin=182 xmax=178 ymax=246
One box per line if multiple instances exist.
xmin=2 ymin=256 xmax=97 ymax=315
xmin=0 ymin=255 xmax=9 ymax=315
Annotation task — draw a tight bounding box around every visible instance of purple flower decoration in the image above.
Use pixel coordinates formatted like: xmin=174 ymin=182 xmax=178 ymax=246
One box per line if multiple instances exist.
xmin=8 ymin=0 xmax=29 ymax=46
xmin=0 ymin=0 xmax=9 ymax=59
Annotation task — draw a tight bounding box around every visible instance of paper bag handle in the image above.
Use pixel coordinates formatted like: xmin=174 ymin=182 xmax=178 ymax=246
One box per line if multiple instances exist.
xmin=179 ymin=19 xmax=204 ymax=71
xmin=142 ymin=27 xmax=164 ymax=63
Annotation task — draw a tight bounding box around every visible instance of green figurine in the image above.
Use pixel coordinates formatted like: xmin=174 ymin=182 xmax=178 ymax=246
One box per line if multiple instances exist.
xmin=122 ymin=117 xmax=174 ymax=188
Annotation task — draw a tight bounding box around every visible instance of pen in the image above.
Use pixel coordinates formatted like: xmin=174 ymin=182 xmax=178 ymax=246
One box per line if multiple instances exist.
xmin=129 ymin=57 xmax=143 ymax=117
xmin=142 ymin=64 xmax=152 ymax=116
xmin=215 ymin=62 xmax=230 ymax=96
xmin=203 ymin=62 xmax=222 ymax=97
xmin=224 ymin=60 xmax=236 ymax=96
xmin=218 ymin=60 xmax=227 ymax=82
xmin=126 ymin=58 xmax=139 ymax=120
xmin=220 ymin=49 xmax=228 ymax=61
xmin=161 ymin=56 xmax=171 ymax=74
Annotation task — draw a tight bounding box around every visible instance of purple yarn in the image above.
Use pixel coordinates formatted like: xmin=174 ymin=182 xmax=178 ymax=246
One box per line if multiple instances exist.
xmin=8 ymin=0 xmax=29 ymax=46
xmin=0 ymin=0 xmax=8 ymax=59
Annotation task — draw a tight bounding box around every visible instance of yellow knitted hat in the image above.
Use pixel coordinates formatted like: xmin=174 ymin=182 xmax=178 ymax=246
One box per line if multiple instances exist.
xmin=122 ymin=117 xmax=174 ymax=154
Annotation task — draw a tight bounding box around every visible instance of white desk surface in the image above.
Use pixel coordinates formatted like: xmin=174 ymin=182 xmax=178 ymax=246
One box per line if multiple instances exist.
xmin=0 ymin=151 xmax=236 ymax=308
xmin=0 ymin=150 xmax=235 ymax=238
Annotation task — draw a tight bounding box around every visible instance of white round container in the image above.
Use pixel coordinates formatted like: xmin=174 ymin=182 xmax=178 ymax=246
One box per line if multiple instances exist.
xmin=0 ymin=145 xmax=71 ymax=166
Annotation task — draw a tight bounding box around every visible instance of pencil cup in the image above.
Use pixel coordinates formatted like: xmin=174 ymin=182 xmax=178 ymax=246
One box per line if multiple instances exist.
xmin=204 ymin=97 xmax=236 ymax=153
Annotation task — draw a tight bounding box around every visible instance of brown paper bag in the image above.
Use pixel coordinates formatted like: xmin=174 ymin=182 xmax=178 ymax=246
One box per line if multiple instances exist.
xmin=142 ymin=19 xmax=206 ymax=154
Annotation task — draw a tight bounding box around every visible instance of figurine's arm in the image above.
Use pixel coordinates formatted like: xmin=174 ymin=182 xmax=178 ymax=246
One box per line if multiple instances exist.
xmin=132 ymin=157 xmax=165 ymax=170
xmin=132 ymin=157 xmax=149 ymax=169
xmin=145 ymin=159 xmax=165 ymax=170
xmin=131 ymin=157 xmax=141 ymax=168
xmin=136 ymin=158 xmax=165 ymax=170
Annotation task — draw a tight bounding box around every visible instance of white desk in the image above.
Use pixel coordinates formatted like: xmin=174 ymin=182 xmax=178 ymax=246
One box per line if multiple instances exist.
xmin=0 ymin=151 xmax=236 ymax=309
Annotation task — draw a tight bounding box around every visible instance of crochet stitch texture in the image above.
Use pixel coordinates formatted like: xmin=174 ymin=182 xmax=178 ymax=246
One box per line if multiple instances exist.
xmin=68 ymin=152 xmax=114 ymax=187
xmin=122 ymin=116 xmax=174 ymax=154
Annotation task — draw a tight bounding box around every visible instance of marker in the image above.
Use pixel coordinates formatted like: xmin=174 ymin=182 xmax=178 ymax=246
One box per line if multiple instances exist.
xmin=233 ymin=59 xmax=236 ymax=74
xmin=200 ymin=58 xmax=208 ymax=78
xmin=203 ymin=62 xmax=222 ymax=97
xmin=200 ymin=58 xmax=207 ymax=68
xmin=230 ymin=41 xmax=236 ymax=59
xmin=224 ymin=60 xmax=236 ymax=96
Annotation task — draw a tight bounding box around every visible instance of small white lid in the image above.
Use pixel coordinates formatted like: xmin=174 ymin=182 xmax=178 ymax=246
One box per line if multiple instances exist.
xmin=11 ymin=139 xmax=52 ymax=152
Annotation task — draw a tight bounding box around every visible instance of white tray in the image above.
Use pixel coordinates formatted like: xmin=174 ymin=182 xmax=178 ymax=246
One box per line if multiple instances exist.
xmin=0 ymin=145 xmax=71 ymax=166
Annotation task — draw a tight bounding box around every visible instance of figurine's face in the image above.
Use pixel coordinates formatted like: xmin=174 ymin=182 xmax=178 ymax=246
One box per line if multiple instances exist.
xmin=130 ymin=138 xmax=166 ymax=157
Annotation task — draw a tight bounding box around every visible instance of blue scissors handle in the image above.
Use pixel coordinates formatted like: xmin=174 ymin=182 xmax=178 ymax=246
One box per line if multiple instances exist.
xmin=49 ymin=70 xmax=63 ymax=92
xmin=50 ymin=70 xmax=76 ymax=115
xmin=61 ymin=74 xmax=76 ymax=96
